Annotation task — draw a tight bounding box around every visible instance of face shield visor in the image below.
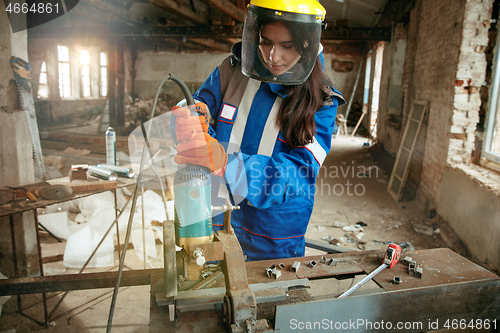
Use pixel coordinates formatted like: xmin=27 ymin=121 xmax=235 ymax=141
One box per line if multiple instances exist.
xmin=241 ymin=5 xmax=323 ymax=85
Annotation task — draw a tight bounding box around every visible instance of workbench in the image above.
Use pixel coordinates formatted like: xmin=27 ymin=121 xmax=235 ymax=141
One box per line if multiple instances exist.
xmin=0 ymin=176 xmax=136 ymax=327
xmin=0 ymin=247 xmax=497 ymax=331
xmin=0 ymin=177 xmax=135 ymax=217
xmin=149 ymin=248 xmax=500 ymax=332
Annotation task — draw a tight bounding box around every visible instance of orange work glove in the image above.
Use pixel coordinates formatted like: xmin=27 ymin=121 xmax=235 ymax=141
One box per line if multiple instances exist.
xmin=172 ymin=103 xmax=210 ymax=141
xmin=172 ymin=103 xmax=227 ymax=176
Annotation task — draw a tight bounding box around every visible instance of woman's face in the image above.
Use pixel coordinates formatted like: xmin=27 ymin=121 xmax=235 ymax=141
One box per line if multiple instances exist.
xmin=258 ymin=22 xmax=302 ymax=76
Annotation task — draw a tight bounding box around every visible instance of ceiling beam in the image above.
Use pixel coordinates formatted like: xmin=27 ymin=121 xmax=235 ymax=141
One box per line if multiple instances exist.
xmin=70 ymin=1 xmax=143 ymax=27
xmin=200 ymin=0 xmax=245 ymax=22
xmin=84 ymin=0 xmax=145 ymax=26
xmin=237 ymin=0 xmax=247 ymax=13
xmin=189 ymin=38 xmax=232 ymax=52
xmin=144 ymin=0 xmax=208 ymax=24
xmin=322 ymin=27 xmax=391 ymax=41
xmin=29 ymin=24 xmax=390 ymax=41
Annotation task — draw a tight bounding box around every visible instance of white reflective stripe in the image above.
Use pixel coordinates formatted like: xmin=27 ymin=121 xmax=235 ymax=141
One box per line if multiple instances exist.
xmin=304 ymin=138 xmax=327 ymax=166
xmin=227 ymin=78 xmax=260 ymax=155
xmin=218 ymin=182 xmax=229 ymax=198
xmin=257 ymin=97 xmax=282 ymax=157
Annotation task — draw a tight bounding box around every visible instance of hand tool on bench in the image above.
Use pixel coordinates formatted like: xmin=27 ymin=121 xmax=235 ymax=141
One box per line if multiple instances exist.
xmin=338 ymin=243 xmax=401 ymax=298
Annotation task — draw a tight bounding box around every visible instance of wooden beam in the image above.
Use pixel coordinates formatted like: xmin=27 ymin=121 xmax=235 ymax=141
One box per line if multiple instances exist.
xmin=237 ymin=0 xmax=247 ymax=13
xmin=144 ymin=0 xmax=208 ymax=24
xmin=29 ymin=24 xmax=244 ymax=38
xmin=0 ymin=269 xmax=162 ymax=296
xmin=322 ymin=27 xmax=391 ymax=41
xmin=189 ymin=38 xmax=232 ymax=52
xmin=200 ymin=0 xmax=245 ymax=22
xmin=29 ymin=24 xmax=390 ymax=42
xmin=84 ymin=0 xmax=145 ymax=26
xmin=71 ymin=2 xmax=139 ymax=27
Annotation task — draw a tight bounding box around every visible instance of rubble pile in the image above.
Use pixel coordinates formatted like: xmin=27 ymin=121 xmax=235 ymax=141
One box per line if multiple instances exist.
xmin=125 ymin=94 xmax=177 ymax=132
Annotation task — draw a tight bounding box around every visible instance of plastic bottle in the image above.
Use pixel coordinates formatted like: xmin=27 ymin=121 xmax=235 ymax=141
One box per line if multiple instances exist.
xmin=105 ymin=127 xmax=116 ymax=166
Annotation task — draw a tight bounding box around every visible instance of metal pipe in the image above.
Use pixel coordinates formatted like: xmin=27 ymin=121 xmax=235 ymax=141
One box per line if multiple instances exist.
xmin=114 ymin=190 xmax=121 ymax=261
xmin=107 ymin=73 xmax=175 ymax=332
xmin=344 ymin=51 xmax=366 ymax=121
xmin=34 ymin=211 xmax=49 ymax=328
xmin=141 ymin=185 xmax=147 ymax=269
xmin=107 ymin=73 xmax=193 ymax=331
xmin=9 ymin=214 xmax=22 ymax=310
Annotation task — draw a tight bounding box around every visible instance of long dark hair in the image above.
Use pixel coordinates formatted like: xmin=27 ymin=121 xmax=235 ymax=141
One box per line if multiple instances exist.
xmin=277 ymin=58 xmax=331 ymax=147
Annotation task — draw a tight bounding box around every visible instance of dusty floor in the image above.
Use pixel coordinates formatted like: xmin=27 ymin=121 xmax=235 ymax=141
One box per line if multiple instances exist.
xmin=0 ymin=127 xmax=488 ymax=332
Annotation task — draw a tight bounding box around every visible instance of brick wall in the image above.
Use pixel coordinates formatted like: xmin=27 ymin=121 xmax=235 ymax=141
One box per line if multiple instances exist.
xmin=378 ymin=0 xmax=493 ymax=202
xmin=412 ymin=0 xmax=466 ymax=200
xmin=451 ymin=0 xmax=493 ymax=164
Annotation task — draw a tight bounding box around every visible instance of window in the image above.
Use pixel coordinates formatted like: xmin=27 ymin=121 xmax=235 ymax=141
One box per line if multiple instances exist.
xmin=57 ymin=45 xmax=71 ymax=98
xmin=485 ymin=31 xmax=500 ymax=166
xmin=80 ymin=49 xmax=91 ymax=97
xmin=38 ymin=61 xmax=48 ymax=98
xmin=100 ymin=52 xmax=107 ymax=97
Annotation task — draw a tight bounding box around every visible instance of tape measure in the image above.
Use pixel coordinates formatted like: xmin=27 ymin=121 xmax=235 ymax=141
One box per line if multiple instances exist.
xmin=338 ymin=243 xmax=401 ymax=298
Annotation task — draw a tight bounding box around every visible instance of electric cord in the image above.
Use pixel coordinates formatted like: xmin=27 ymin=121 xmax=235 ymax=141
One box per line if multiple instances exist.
xmin=106 ymin=74 xmax=194 ymax=332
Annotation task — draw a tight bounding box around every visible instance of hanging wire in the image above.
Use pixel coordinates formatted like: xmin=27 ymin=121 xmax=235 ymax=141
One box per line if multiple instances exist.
xmin=106 ymin=74 xmax=193 ymax=332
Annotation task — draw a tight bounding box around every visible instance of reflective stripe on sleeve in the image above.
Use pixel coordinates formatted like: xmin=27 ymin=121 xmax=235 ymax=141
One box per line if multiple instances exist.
xmin=301 ymin=138 xmax=327 ymax=166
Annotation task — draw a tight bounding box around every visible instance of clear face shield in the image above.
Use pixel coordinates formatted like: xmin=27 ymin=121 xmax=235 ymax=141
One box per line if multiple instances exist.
xmin=241 ymin=5 xmax=323 ymax=85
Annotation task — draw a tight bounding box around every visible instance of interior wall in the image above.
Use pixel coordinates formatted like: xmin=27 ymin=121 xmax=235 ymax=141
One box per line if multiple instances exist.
xmin=438 ymin=166 xmax=500 ymax=272
xmin=132 ymin=47 xmax=363 ymax=120
xmin=378 ymin=23 xmax=408 ymax=154
xmin=133 ymin=51 xmax=230 ymax=100
xmin=323 ymin=52 xmax=365 ymax=117
xmin=377 ymin=0 xmax=499 ymax=271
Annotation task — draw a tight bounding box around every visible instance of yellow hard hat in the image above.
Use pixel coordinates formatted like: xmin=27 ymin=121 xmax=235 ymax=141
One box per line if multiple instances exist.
xmin=249 ymin=0 xmax=326 ymax=21
xmin=241 ymin=0 xmax=326 ymax=84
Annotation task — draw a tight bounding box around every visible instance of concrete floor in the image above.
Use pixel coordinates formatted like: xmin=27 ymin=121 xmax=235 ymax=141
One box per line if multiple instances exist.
xmin=0 ymin=129 xmax=484 ymax=332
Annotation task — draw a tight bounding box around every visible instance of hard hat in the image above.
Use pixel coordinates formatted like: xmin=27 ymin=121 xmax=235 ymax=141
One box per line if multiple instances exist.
xmin=241 ymin=0 xmax=326 ymax=85
xmin=249 ymin=0 xmax=326 ymax=21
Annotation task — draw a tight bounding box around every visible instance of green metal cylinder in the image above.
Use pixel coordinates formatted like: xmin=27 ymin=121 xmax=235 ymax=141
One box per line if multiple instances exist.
xmin=174 ymin=165 xmax=212 ymax=239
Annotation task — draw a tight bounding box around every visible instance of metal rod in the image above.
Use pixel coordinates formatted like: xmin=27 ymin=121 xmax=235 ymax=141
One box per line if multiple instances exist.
xmin=34 ymin=210 xmax=49 ymax=328
xmin=49 ymin=194 xmax=133 ymax=320
xmin=344 ymin=51 xmax=366 ymax=121
xmin=107 ymin=74 xmax=189 ymax=331
xmin=38 ymin=222 xmax=62 ymax=242
xmin=141 ymin=185 xmax=147 ymax=269
xmin=52 ymin=289 xmax=115 ymax=322
xmin=114 ymin=189 xmax=121 ymax=260
xmin=18 ymin=292 xmax=62 ymax=312
xmin=9 ymin=214 xmax=22 ymax=310
xmin=106 ymin=173 xmax=142 ymax=332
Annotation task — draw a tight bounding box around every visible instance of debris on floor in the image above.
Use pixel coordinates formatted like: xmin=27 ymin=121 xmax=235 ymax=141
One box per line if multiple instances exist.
xmin=38 ymin=188 xmax=173 ymax=269
xmin=413 ymin=223 xmax=435 ymax=237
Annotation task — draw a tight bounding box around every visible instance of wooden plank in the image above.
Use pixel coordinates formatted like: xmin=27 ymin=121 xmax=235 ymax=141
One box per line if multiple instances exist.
xmin=199 ymin=0 xmax=245 ymax=22
xmin=144 ymin=0 xmax=208 ymax=24
xmin=48 ymin=177 xmax=117 ymax=192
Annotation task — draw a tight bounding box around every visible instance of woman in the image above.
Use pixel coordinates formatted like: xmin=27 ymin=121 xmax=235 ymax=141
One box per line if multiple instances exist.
xmin=172 ymin=0 xmax=345 ymax=261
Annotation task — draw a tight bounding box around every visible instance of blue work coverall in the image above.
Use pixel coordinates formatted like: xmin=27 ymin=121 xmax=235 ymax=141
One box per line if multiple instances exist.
xmin=181 ymin=43 xmax=345 ymax=261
